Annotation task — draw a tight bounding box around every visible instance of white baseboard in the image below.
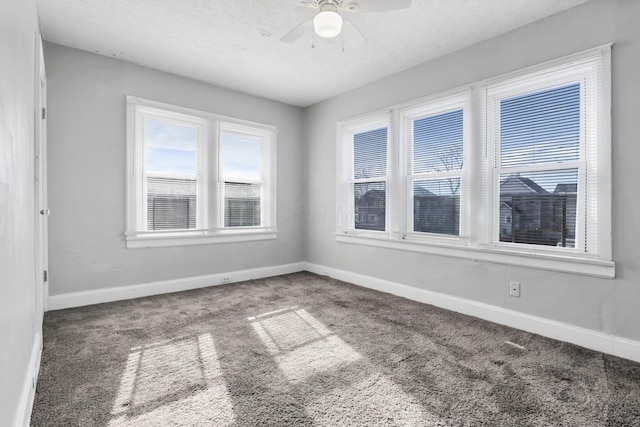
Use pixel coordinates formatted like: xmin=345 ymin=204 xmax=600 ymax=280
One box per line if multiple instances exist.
xmin=13 ymin=331 xmax=42 ymax=427
xmin=47 ymin=262 xmax=306 ymax=311
xmin=302 ymin=262 xmax=640 ymax=364
xmin=45 ymin=260 xmax=640 ymax=363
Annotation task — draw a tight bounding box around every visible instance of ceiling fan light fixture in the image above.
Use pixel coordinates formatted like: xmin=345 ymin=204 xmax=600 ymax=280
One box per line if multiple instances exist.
xmin=313 ymin=10 xmax=343 ymax=38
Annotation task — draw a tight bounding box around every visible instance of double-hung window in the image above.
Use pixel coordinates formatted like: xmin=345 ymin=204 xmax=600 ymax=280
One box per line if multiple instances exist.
xmin=126 ymin=97 xmax=276 ymax=248
xmin=337 ymin=46 xmax=613 ymax=277
xmin=219 ymin=123 xmax=272 ymax=229
xmin=337 ymin=114 xmax=390 ymax=234
xmin=485 ymin=54 xmax=608 ymax=257
xmin=401 ymin=93 xmax=469 ymax=239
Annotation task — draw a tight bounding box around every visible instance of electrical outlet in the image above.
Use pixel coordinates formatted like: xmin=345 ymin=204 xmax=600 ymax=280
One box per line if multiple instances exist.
xmin=222 ymin=276 xmax=230 ymax=283
xmin=509 ymin=281 xmax=521 ymax=298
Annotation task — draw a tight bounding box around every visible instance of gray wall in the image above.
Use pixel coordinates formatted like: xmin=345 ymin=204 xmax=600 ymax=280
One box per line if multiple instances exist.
xmin=304 ymin=0 xmax=640 ymax=342
xmin=45 ymin=43 xmax=306 ymax=295
xmin=0 ymin=0 xmax=40 ymax=424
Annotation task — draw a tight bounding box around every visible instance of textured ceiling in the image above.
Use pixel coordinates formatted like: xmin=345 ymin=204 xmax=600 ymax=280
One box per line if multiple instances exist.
xmin=38 ymin=0 xmax=590 ymax=107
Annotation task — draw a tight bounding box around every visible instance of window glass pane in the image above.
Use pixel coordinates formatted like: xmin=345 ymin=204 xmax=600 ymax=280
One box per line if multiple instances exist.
xmin=501 ymin=83 xmax=580 ymax=167
xmin=413 ymin=179 xmax=460 ymax=235
xmin=220 ymin=131 xmax=261 ymax=181
xmin=224 ymin=182 xmax=261 ymax=227
xmin=146 ymin=177 xmax=197 ymax=230
xmin=144 ymin=119 xmax=197 ymax=175
xmin=144 ymin=118 xmax=198 ymax=230
xmin=499 ymin=170 xmax=578 ymax=247
xmin=353 ymin=128 xmax=387 ymax=179
xmin=413 ymin=109 xmax=463 ymax=174
xmin=354 ymin=182 xmax=385 ymax=231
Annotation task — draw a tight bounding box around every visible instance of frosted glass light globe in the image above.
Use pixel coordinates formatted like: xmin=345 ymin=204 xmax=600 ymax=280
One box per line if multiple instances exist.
xmin=313 ymin=11 xmax=343 ymax=38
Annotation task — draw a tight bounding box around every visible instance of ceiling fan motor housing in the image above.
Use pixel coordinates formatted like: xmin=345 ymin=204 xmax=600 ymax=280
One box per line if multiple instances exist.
xmin=314 ymin=0 xmax=343 ymax=38
xmin=317 ymin=0 xmax=340 ymax=11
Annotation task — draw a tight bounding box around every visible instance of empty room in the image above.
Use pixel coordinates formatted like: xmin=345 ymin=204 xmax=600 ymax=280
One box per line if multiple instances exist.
xmin=2 ymin=0 xmax=640 ymax=425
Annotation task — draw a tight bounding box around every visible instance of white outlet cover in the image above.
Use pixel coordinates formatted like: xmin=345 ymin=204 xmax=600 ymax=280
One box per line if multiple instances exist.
xmin=509 ymin=281 xmax=520 ymax=297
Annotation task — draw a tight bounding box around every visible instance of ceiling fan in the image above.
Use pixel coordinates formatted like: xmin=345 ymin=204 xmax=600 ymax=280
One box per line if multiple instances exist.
xmin=281 ymin=0 xmax=412 ymax=48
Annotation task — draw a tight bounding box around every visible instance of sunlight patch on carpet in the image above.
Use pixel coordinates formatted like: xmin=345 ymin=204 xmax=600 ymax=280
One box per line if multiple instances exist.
xmin=250 ymin=307 xmax=361 ymax=383
xmin=108 ymin=333 xmax=235 ymax=426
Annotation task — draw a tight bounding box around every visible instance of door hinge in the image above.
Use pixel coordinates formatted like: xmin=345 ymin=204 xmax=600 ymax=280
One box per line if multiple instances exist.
xmin=42 ymin=107 xmax=46 ymax=119
xmin=43 ymin=270 xmax=48 ymax=283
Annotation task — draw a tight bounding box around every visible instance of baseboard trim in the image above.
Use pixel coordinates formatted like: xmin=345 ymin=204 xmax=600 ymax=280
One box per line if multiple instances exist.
xmin=47 ymin=262 xmax=306 ymax=311
xmin=14 ymin=331 xmax=42 ymax=427
xmin=302 ymin=262 xmax=640 ymax=364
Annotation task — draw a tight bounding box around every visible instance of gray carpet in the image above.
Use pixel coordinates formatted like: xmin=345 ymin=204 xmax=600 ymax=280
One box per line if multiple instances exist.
xmin=32 ymin=272 xmax=640 ymax=426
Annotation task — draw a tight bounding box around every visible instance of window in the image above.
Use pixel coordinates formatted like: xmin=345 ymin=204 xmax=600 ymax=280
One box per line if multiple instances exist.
xmin=337 ymin=114 xmax=389 ymax=234
xmin=486 ymin=57 xmax=607 ymax=256
xmin=140 ymin=112 xmax=205 ymax=232
xmin=220 ymin=124 xmax=266 ymax=228
xmin=353 ymin=127 xmax=388 ymax=231
xmin=337 ymin=46 xmax=613 ymax=277
xmin=402 ymin=94 xmax=468 ymax=238
xmin=126 ymin=97 xmax=276 ymax=248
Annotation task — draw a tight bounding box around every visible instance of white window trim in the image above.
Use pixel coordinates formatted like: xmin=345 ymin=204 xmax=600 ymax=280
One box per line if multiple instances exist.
xmin=126 ymin=96 xmax=277 ymax=249
xmin=336 ymin=111 xmax=391 ymax=238
xmin=336 ymin=45 xmax=614 ymax=278
xmin=399 ymin=90 xmax=471 ymax=241
xmin=218 ymin=122 xmax=275 ymax=230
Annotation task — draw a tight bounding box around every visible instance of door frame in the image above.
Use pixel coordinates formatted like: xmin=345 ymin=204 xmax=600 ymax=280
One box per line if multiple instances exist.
xmin=34 ymin=34 xmax=48 ymax=319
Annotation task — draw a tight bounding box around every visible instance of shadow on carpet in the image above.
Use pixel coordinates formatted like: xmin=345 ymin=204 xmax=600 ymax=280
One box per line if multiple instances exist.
xmin=32 ymin=272 xmax=640 ymax=426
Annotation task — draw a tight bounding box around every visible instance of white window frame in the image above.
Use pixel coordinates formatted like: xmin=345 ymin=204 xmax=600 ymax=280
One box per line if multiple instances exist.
xmin=336 ymin=111 xmax=391 ymax=237
xmin=484 ymin=50 xmax=611 ymax=260
xmin=336 ymin=45 xmax=614 ymax=278
xmin=132 ymin=106 xmax=208 ymax=233
xmin=126 ymin=96 xmax=277 ymax=249
xmin=400 ymin=91 xmax=471 ymax=244
xmin=218 ymin=122 xmax=275 ymax=230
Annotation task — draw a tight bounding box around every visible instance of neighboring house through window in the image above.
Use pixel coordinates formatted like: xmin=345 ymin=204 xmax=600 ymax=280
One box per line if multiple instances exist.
xmin=337 ymin=46 xmax=613 ymax=277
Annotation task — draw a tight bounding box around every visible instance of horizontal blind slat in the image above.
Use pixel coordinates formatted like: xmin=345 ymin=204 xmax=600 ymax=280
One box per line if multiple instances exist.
xmin=224 ymin=182 xmax=261 ymax=227
xmin=353 ymin=127 xmax=387 ymax=179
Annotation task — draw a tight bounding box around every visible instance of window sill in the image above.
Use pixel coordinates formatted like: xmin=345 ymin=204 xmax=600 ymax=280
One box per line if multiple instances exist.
xmin=126 ymin=230 xmax=277 ymax=249
xmin=335 ymin=233 xmax=615 ymax=278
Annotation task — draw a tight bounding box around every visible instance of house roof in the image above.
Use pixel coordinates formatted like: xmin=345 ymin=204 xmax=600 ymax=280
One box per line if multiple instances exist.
xmin=414 ymin=186 xmax=436 ymax=198
xmin=500 ymin=175 xmax=548 ymax=194
xmin=554 ymin=183 xmax=577 ymax=193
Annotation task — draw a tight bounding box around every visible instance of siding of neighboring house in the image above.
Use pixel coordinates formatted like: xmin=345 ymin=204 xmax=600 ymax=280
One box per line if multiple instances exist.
xmin=146 ymin=176 xmax=197 ymax=230
xmin=413 ymin=186 xmax=460 ymax=235
xmin=500 ymin=176 xmax=576 ymax=247
xmin=355 ymin=189 xmax=385 ymax=231
xmin=145 ymin=177 xmax=262 ymax=229
xmin=224 ymin=182 xmax=260 ymax=227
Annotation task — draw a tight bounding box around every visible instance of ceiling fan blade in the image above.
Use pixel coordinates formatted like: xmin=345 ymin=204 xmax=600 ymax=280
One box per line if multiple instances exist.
xmin=343 ymin=20 xmax=365 ymax=48
xmin=281 ymin=20 xmax=313 ymax=43
xmin=340 ymin=0 xmax=411 ymax=13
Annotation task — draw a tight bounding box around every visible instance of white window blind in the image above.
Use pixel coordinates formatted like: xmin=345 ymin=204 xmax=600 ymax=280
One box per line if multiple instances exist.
xmin=409 ymin=109 xmax=464 ymax=236
xmin=220 ymin=127 xmax=263 ymax=228
xmin=136 ymin=112 xmax=206 ymax=232
xmin=336 ymin=46 xmax=612 ymax=276
xmin=353 ymin=127 xmax=388 ymax=231
xmin=498 ymin=84 xmax=579 ymax=248
xmin=486 ymin=51 xmax=606 ymax=254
